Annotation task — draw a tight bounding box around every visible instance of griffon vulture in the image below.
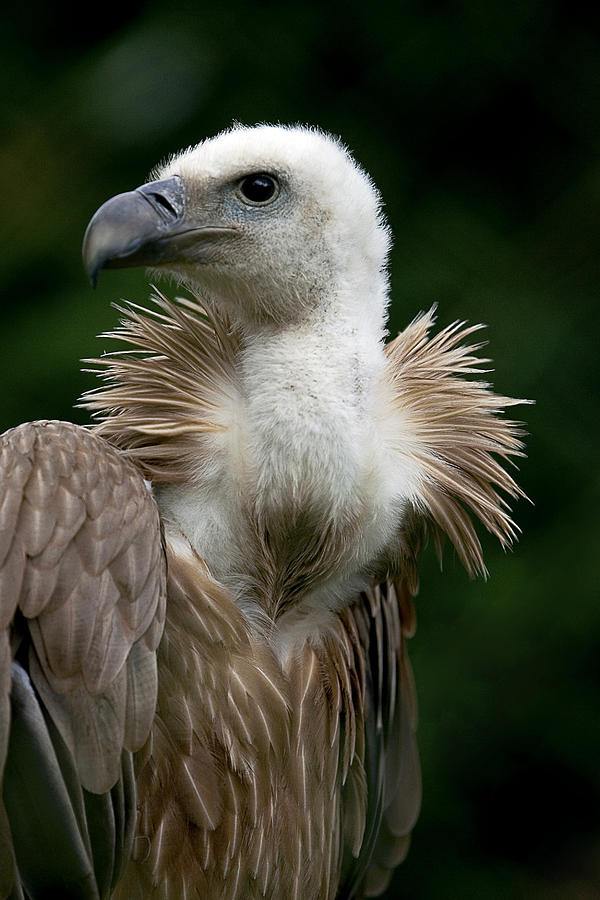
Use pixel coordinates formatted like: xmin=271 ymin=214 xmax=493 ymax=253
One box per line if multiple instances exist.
xmin=0 ymin=124 xmax=527 ymax=899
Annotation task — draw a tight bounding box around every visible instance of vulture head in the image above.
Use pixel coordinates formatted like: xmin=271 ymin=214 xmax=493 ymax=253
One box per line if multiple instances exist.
xmin=83 ymin=125 xmax=390 ymax=328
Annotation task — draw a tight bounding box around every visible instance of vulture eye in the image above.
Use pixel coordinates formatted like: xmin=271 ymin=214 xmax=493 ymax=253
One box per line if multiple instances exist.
xmin=238 ymin=173 xmax=279 ymax=205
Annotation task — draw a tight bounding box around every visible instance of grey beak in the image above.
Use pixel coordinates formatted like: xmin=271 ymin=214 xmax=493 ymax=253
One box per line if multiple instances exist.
xmin=82 ymin=176 xmax=186 ymax=287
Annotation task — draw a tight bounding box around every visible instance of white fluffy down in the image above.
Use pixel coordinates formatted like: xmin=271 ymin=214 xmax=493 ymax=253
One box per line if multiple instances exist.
xmin=153 ymin=125 xmax=417 ymax=651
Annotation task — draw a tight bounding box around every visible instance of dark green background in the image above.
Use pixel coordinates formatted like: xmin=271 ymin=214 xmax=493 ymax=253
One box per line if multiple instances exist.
xmin=1 ymin=1 xmax=598 ymax=897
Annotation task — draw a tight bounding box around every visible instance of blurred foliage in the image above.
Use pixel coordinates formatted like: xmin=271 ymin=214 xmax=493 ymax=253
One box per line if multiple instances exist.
xmin=1 ymin=0 xmax=599 ymax=897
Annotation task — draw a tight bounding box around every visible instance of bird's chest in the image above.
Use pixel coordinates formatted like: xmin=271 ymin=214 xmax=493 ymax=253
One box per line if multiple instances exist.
xmin=126 ymin=554 xmax=366 ymax=900
xmin=156 ymin=342 xmax=399 ymax=617
xmin=237 ymin=392 xmax=372 ymax=615
xmin=165 ymin=415 xmax=364 ymax=609
xmin=241 ymin=377 xmax=366 ymax=521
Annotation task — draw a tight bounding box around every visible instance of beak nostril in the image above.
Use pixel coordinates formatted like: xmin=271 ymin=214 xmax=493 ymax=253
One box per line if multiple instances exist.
xmin=150 ymin=193 xmax=178 ymax=218
xmin=137 ymin=176 xmax=186 ymax=223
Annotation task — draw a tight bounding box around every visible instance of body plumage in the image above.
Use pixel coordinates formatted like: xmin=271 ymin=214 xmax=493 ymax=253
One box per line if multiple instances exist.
xmin=0 ymin=125 xmax=527 ymax=898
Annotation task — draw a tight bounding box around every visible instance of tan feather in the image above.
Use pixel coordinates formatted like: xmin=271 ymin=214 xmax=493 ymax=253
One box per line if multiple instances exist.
xmin=385 ymin=306 xmax=530 ymax=576
xmin=80 ymin=289 xmax=241 ymax=483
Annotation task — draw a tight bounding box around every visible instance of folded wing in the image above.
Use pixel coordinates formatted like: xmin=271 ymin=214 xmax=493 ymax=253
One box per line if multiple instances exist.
xmin=0 ymin=421 xmax=166 ymax=899
xmin=337 ymin=580 xmax=420 ymax=899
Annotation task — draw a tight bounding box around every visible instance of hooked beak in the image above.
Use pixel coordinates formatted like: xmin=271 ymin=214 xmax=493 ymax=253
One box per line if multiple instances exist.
xmin=82 ymin=175 xmax=236 ymax=287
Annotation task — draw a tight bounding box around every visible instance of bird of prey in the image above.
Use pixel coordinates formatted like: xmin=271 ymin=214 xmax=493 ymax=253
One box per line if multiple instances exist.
xmin=0 ymin=125 xmax=527 ymax=899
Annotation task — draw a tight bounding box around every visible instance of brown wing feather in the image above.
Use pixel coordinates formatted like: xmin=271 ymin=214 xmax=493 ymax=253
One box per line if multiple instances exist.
xmin=361 ymin=581 xmax=420 ymax=897
xmin=0 ymin=420 xmax=166 ymax=897
xmin=336 ymin=580 xmax=420 ymax=899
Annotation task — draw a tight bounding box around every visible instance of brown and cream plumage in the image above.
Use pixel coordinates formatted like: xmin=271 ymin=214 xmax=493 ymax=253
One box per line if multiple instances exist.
xmin=0 ymin=124 xmax=527 ymax=899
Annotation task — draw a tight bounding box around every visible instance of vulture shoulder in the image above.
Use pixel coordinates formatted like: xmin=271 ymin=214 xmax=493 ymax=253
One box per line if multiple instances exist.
xmin=0 ymin=420 xmax=166 ymax=899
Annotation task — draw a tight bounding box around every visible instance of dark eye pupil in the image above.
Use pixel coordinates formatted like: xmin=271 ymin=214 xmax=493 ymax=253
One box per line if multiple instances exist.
xmin=240 ymin=174 xmax=277 ymax=203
